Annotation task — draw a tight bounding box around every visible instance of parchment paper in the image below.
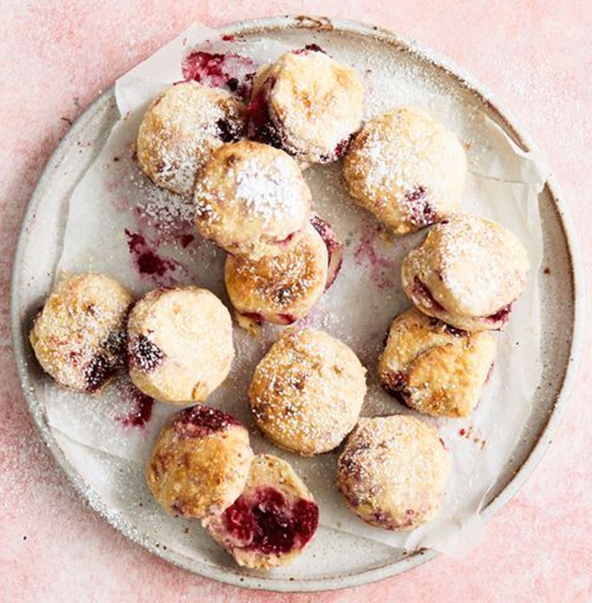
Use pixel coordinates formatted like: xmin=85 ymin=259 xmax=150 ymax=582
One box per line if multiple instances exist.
xmin=44 ymin=23 xmax=547 ymax=559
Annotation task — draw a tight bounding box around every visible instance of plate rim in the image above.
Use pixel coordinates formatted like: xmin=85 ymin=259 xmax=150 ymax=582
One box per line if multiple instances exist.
xmin=10 ymin=15 xmax=585 ymax=593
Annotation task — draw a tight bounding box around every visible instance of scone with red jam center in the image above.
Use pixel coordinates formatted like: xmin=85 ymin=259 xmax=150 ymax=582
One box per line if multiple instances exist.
xmin=30 ymin=273 xmax=133 ymax=394
xmin=203 ymin=454 xmax=319 ymax=569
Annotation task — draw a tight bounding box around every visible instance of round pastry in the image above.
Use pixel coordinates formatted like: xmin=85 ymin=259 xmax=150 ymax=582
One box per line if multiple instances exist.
xmin=343 ymin=108 xmax=467 ymax=234
xmin=247 ymin=46 xmax=364 ymax=165
xmin=29 ymin=273 xmax=133 ymax=394
xmin=249 ymin=329 xmax=367 ymax=456
xmin=146 ymin=404 xmax=253 ymax=518
xmin=136 ymin=82 xmax=246 ymax=197
xmin=401 ymin=214 xmax=529 ymax=330
xmin=127 ymin=286 xmax=234 ymax=404
xmin=337 ymin=415 xmax=451 ymax=530
xmin=225 ymin=216 xmax=343 ymax=330
xmin=203 ymin=454 xmax=319 ymax=569
xmin=194 ymin=140 xmax=311 ymax=260
xmin=378 ymin=308 xmax=497 ymax=417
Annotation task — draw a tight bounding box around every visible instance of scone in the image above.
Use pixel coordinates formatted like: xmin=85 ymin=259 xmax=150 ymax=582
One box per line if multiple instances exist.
xmin=401 ymin=214 xmax=529 ymax=330
xmin=127 ymin=286 xmax=234 ymax=404
xmin=337 ymin=416 xmax=450 ymax=530
xmin=194 ymin=140 xmax=311 ymax=259
xmin=29 ymin=273 xmax=133 ymax=394
xmin=136 ymin=82 xmax=246 ymax=197
xmin=378 ymin=308 xmax=497 ymax=417
xmin=343 ymin=108 xmax=467 ymax=234
xmin=247 ymin=46 xmax=364 ymax=165
xmin=249 ymin=329 xmax=367 ymax=456
xmin=225 ymin=216 xmax=343 ymax=330
xmin=203 ymin=454 xmax=319 ymax=569
xmin=146 ymin=404 xmax=253 ymax=518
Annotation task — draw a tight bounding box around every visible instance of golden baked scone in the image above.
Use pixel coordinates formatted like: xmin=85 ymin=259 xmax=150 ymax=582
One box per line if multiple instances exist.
xmin=203 ymin=454 xmax=319 ymax=569
xmin=249 ymin=329 xmax=367 ymax=456
xmin=136 ymin=82 xmax=245 ymax=197
xmin=401 ymin=213 xmax=529 ymax=330
xmin=225 ymin=216 xmax=343 ymax=330
xmin=343 ymin=108 xmax=467 ymax=234
xmin=30 ymin=273 xmax=133 ymax=394
xmin=194 ymin=140 xmax=311 ymax=260
xmin=127 ymin=286 xmax=234 ymax=405
xmin=337 ymin=415 xmax=450 ymax=530
xmin=378 ymin=308 xmax=497 ymax=417
xmin=146 ymin=404 xmax=253 ymax=518
xmin=247 ymin=46 xmax=364 ymax=165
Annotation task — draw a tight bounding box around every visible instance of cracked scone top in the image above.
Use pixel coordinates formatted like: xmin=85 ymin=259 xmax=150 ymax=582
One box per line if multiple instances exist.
xmin=136 ymin=82 xmax=246 ymax=197
xmin=146 ymin=405 xmax=253 ymax=519
xmin=379 ymin=308 xmax=497 ymax=417
xmin=127 ymin=286 xmax=234 ymax=405
xmin=249 ymin=329 xmax=367 ymax=456
xmin=343 ymin=108 xmax=467 ymax=234
xmin=247 ymin=46 xmax=364 ymax=165
xmin=203 ymin=454 xmax=319 ymax=570
xmin=337 ymin=415 xmax=451 ymax=531
xmin=225 ymin=216 xmax=343 ymax=330
xmin=401 ymin=213 xmax=529 ymax=330
xmin=194 ymin=140 xmax=311 ymax=259
xmin=29 ymin=273 xmax=133 ymax=394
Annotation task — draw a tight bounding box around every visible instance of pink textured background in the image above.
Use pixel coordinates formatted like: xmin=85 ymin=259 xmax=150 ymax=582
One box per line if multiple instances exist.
xmin=1 ymin=1 xmax=590 ymax=601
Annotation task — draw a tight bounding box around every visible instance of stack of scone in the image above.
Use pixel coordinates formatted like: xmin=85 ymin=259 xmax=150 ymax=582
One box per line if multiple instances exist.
xmin=29 ymin=42 xmax=529 ymax=569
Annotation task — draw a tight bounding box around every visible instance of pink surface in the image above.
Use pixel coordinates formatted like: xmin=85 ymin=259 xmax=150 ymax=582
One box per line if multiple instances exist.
xmin=0 ymin=1 xmax=590 ymax=601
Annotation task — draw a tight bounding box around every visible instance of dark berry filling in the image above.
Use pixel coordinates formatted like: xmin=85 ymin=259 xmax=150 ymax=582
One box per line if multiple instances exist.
xmin=221 ymin=487 xmax=319 ymax=555
xmin=319 ymin=134 xmax=353 ymax=163
xmin=380 ymin=369 xmax=407 ymax=395
xmin=405 ymin=186 xmax=438 ymax=228
xmin=216 ymin=118 xmax=243 ymax=143
xmin=128 ymin=335 xmax=164 ymax=373
xmin=292 ymin=44 xmax=328 ymax=56
xmin=484 ymin=303 xmax=512 ymax=325
xmin=442 ymin=323 xmax=467 ymax=338
xmin=172 ymin=404 xmax=241 ymax=439
xmin=246 ymin=78 xmax=288 ymax=151
xmin=84 ymin=353 xmax=116 ymax=393
xmin=412 ymin=277 xmax=447 ymax=313
xmin=309 ymin=215 xmax=344 ymax=289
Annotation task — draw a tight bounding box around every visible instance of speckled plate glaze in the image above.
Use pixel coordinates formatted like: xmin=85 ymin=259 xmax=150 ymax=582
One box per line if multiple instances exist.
xmin=11 ymin=16 xmax=584 ymax=592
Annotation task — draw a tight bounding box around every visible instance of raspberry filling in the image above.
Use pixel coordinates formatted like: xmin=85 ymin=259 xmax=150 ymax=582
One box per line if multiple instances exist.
xmin=220 ymin=487 xmax=319 ymax=555
xmin=246 ymin=77 xmax=287 ymax=150
xmin=405 ymin=186 xmax=437 ymax=227
xmin=84 ymin=353 xmax=117 ymax=393
xmin=128 ymin=335 xmax=164 ymax=373
xmin=412 ymin=277 xmax=447 ymax=313
xmin=484 ymin=303 xmax=512 ymax=325
xmin=292 ymin=44 xmax=327 ymax=56
xmin=216 ymin=118 xmax=243 ymax=143
xmin=172 ymin=404 xmax=241 ymax=439
xmin=310 ymin=215 xmax=344 ymax=289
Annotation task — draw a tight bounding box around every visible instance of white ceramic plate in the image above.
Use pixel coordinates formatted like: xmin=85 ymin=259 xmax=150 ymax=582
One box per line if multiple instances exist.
xmin=11 ymin=16 xmax=584 ymax=592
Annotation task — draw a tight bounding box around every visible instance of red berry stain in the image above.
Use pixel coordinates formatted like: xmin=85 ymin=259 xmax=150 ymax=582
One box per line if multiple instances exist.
xmin=222 ymin=487 xmax=319 ymax=555
xmin=221 ymin=34 xmax=236 ymax=42
xmin=172 ymin=404 xmax=241 ymax=439
xmin=405 ymin=186 xmax=437 ymax=228
xmin=310 ymin=215 xmax=344 ymax=289
xmin=116 ymin=385 xmax=154 ymax=429
xmin=181 ymin=51 xmax=255 ymax=100
xmin=125 ymin=229 xmax=180 ymax=284
xmin=353 ymin=224 xmax=396 ymax=289
xmin=293 ymin=43 xmax=328 ymax=55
